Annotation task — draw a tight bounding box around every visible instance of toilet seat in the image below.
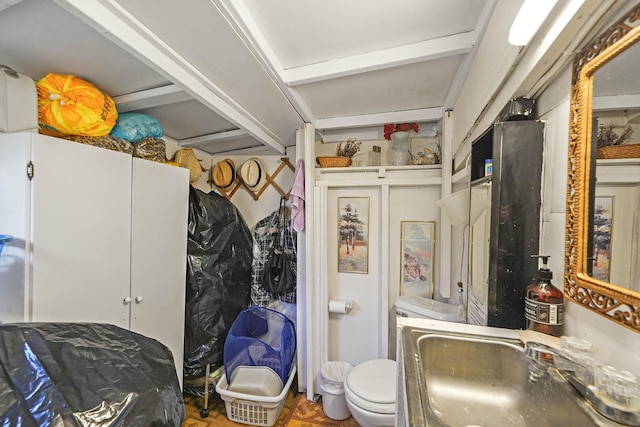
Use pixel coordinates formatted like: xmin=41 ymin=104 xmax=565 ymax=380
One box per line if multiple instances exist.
xmin=344 ymin=359 xmax=396 ymax=414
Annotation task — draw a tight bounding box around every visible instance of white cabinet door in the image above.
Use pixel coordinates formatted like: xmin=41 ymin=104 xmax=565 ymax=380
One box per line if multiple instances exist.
xmin=0 ymin=133 xmax=30 ymax=322
xmin=29 ymin=135 xmax=132 ymax=326
xmin=130 ymin=158 xmax=188 ymax=385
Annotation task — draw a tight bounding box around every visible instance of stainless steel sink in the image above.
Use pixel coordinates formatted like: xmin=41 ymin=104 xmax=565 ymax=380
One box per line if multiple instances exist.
xmin=400 ymin=323 xmax=621 ymax=426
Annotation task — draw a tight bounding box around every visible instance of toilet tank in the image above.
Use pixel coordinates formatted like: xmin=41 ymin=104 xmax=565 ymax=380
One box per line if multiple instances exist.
xmin=395 ymin=295 xmax=465 ymax=323
xmin=389 ymin=296 xmax=466 ymax=360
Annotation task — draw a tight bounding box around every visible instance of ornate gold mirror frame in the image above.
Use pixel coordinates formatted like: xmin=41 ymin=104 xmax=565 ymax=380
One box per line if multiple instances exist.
xmin=566 ymin=2 xmax=640 ymax=332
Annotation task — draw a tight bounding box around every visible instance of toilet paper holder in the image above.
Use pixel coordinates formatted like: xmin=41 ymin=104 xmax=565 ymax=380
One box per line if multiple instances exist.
xmin=328 ymin=299 xmax=353 ymax=314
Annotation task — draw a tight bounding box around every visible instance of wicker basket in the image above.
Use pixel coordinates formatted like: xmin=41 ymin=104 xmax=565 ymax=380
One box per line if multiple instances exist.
xmin=316 ymin=156 xmax=352 ymax=168
xmin=597 ymin=144 xmax=640 ymax=159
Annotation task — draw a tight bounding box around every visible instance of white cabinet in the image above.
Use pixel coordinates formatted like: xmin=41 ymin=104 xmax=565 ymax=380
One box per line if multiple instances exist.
xmin=0 ymin=132 xmax=189 ymax=385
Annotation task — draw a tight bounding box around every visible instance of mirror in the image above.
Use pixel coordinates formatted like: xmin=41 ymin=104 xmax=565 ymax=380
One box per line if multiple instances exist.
xmin=566 ymin=1 xmax=640 ymax=332
xmin=591 ymin=43 xmax=640 ymax=292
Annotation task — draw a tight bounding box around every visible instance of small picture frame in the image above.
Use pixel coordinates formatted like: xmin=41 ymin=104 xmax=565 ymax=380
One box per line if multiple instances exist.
xmin=593 ymin=196 xmax=613 ymax=282
xmin=400 ymin=221 xmax=435 ymax=297
xmin=338 ymin=197 xmax=370 ymax=273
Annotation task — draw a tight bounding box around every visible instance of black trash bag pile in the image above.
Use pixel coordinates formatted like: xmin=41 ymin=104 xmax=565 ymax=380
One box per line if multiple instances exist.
xmin=184 ymin=188 xmax=252 ymax=380
xmin=0 ymin=323 xmax=184 ymax=427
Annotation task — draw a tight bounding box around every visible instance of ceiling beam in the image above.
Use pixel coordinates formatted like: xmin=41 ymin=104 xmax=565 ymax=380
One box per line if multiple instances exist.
xmin=593 ymin=94 xmax=640 ymax=112
xmin=213 ymin=0 xmax=316 ymax=123
xmin=284 ymin=32 xmax=475 ymax=86
xmin=113 ymin=84 xmax=192 ymax=112
xmin=315 ymin=108 xmax=443 ymax=131
xmin=53 ymin=0 xmax=286 ymax=154
xmin=178 ymin=129 xmax=248 ymax=146
xmin=211 ymin=144 xmax=278 ymax=156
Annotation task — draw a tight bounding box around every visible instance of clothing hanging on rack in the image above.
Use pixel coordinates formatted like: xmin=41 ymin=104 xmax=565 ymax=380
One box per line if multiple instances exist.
xmin=250 ymin=202 xmax=297 ymax=306
xmin=183 ymin=188 xmax=252 ymax=380
xmin=261 ymin=199 xmax=296 ymax=295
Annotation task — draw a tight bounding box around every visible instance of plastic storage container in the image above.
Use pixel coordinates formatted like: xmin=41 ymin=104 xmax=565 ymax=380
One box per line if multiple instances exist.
xmin=0 ymin=66 xmax=38 ymax=133
xmin=320 ymin=361 xmax=353 ymax=420
xmin=224 ymin=306 xmax=296 ymax=384
xmin=227 ymin=366 xmax=283 ymax=396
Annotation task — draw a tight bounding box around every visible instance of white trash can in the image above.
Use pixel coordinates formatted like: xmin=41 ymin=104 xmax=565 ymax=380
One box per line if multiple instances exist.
xmin=319 ymin=361 xmax=353 ymax=420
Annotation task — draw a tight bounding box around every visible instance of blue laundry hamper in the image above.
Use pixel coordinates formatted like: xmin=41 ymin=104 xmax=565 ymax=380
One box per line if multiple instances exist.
xmin=224 ymin=306 xmax=296 ymax=384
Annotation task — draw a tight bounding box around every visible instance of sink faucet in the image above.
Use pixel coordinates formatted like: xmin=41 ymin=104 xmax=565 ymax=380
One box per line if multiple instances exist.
xmin=524 ymin=338 xmax=640 ymax=426
xmin=525 ymin=340 xmax=593 ymax=384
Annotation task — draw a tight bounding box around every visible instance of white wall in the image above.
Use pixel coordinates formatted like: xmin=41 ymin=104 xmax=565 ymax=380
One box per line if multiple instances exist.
xmin=165 ymin=136 xmax=297 ymax=230
xmin=538 ymin=65 xmax=640 ymax=376
xmin=164 ymin=139 xmax=212 ymax=194
xmin=207 ymin=153 xmax=298 ymax=229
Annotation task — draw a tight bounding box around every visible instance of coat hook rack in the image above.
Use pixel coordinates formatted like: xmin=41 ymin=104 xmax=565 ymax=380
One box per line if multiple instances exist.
xmin=211 ymin=157 xmax=295 ymax=201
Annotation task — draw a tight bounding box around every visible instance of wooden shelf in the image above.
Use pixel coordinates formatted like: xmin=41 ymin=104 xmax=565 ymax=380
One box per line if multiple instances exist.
xmin=315 ymin=164 xmax=442 ymax=187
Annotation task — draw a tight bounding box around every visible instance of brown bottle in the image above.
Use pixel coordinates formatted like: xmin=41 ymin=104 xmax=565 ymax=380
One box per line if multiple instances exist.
xmin=524 ymin=255 xmax=564 ymax=336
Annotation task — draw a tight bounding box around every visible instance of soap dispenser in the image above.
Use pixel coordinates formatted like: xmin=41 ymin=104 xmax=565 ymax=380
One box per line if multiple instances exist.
xmin=524 ymin=255 xmax=564 ymax=336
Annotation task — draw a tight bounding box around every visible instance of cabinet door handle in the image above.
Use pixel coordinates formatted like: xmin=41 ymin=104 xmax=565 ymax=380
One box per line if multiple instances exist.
xmin=123 ymin=297 xmax=132 ymax=304
xmin=135 ymin=296 xmax=144 ymax=303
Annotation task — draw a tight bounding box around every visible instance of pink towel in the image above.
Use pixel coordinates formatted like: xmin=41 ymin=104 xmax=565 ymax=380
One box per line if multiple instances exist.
xmin=289 ymin=159 xmax=305 ymax=232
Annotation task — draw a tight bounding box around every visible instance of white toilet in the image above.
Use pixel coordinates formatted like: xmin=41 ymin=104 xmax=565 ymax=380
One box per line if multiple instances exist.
xmin=344 ymin=358 xmax=396 ymax=427
xmin=343 ymin=296 xmax=465 ymax=427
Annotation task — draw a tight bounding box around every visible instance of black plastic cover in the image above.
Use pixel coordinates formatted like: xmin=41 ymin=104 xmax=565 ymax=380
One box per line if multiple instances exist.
xmin=0 ymin=322 xmax=184 ymax=426
xmin=183 ymin=188 xmax=252 ymax=380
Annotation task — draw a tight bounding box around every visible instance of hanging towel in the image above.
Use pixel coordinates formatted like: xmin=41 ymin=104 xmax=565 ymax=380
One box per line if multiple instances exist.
xmin=289 ymin=159 xmax=305 ymax=232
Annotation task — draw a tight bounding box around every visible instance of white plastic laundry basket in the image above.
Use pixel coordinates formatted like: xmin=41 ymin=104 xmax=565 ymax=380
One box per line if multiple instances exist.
xmin=216 ymin=365 xmax=296 ymax=426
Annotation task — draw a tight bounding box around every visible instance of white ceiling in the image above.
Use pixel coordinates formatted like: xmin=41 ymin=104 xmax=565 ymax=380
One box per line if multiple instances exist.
xmin=0 ymin=0 xmax=495 ymax=155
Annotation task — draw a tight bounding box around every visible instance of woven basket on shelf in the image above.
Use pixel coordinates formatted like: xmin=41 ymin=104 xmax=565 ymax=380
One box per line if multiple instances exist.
xmin=316 ymin=156 xmax=352 ymax=168
xmin=597 ymin=144 xmax=640 ymax=159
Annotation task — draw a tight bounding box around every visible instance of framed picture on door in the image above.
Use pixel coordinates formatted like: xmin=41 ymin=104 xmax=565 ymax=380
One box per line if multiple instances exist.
xmin=592 ymin=196 xmax=613 ymax=282
xmin=338 ymin=197 xmax=369 ymax=273
xmin=400 ymin=221 xmax=435 ymax=297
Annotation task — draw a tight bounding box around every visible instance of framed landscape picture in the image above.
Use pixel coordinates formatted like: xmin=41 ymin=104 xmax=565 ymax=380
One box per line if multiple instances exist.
xmin=400 ymin=221 xmax=435 ymax=297
xmin=592 ymin=196 xmax=613 ymax=282
xmin=338 ymin=197 xmax=369 ymax=273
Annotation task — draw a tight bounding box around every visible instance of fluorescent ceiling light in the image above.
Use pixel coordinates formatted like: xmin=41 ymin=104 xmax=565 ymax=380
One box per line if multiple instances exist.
xmin=508 ymin=0 xmax=560 ymax=46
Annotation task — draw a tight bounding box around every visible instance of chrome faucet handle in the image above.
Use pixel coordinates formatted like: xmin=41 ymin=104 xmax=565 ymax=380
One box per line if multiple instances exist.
xmin=525 ymin=338 xmax=640 ymax=425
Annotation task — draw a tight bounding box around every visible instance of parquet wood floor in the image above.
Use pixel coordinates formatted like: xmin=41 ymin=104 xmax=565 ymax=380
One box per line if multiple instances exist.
xmin=182 ymin=391 xmax=360 ymax=427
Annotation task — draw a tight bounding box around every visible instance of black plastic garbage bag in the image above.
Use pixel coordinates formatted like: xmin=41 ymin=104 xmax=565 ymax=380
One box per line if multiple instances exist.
xmin=183 ymin=188 xmax=252 ymax=380
xmin=0 ymin=323 xmax=184 ymax=427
